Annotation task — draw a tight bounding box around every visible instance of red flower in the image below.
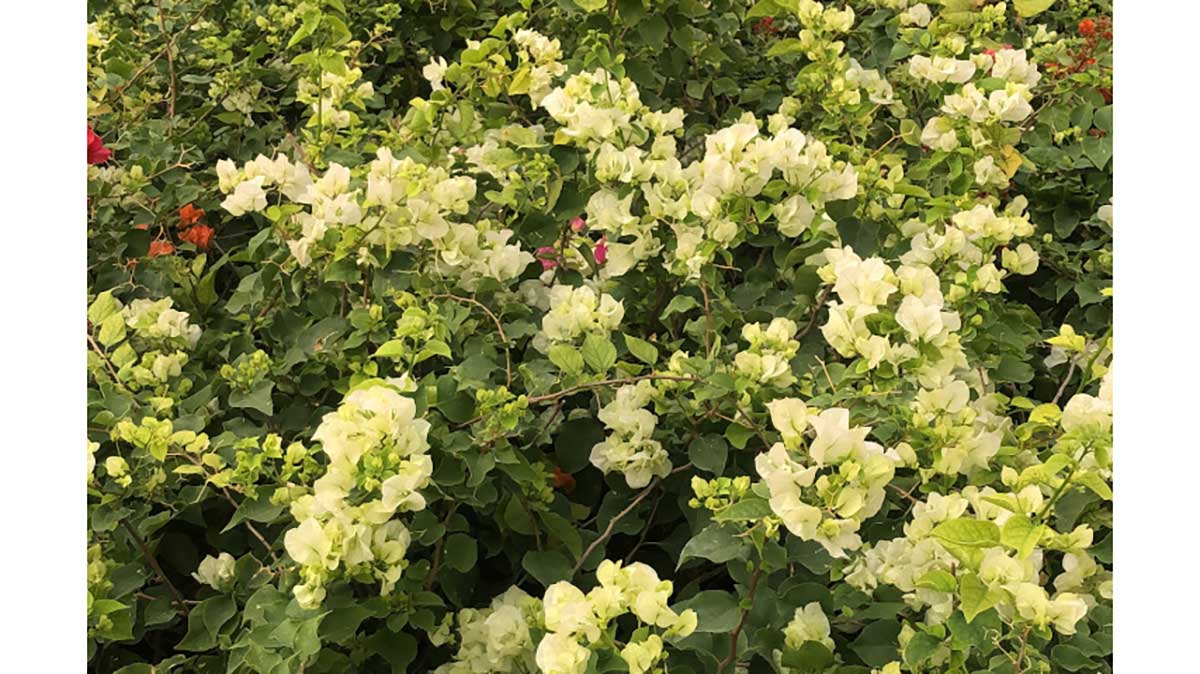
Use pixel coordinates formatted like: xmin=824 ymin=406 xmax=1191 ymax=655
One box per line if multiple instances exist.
xmin=593 ymin=236 xmax=608 ymax=265
xmin=570 ymin=215 xmax=587 ymax=233
xmin=552 ymin=467 xmax=576 ymax=491
xmin=87 ymin=126 xmax=112 ymax=165
xmin=536 ymin=245 xmax=559 ymax=271
xmin=148 ymin=240 xmax=176 ymax=257
xmin=1079 ymin=18 xmax=1096 ymax=37
xmin=178 ymin=203 xmax=205 ymax=227
xmin=180 ymin=224 xmax=216 ymax=250
xmin=133 ymin=223 xmax=150 ymax=230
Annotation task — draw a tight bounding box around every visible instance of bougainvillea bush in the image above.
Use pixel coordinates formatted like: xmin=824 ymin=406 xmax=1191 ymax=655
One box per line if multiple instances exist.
xmin=86 ymin=0 xmax=1113 ymax=672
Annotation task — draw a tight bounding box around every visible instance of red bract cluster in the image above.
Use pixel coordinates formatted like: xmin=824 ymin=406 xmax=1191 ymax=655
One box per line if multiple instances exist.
xmin=177 ymin=204 xmax=215 ymax=251
xmin=1043 ymin=15 xmax=1112 ymax=97
xmin=87 ymin=126 xmax=112 ymax=165
xmin=148 ymin=240 xmax=176 ymax=257
xmin=753 ymin=17 xmax=779 ymax=36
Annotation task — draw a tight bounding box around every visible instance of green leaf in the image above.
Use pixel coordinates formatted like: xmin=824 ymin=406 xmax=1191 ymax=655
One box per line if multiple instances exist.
xmin=850 ymin=620 xmax=901 ymax=668
xmin=88 ymin=291 xmax=122 ymax=325
xmin=714 ymin=496 xmax=773 ymax=522
xmin=931 ymin=519 xmax=1000 ymax=548
xmin=689 ymin=435 xmax=728 ymax=475
xmin=574 ymin=0 xmax=608 ymax=11
xmin=958 ymin=572 xmax=1000 ymax=623
xmin=637 ymin=15 xmax=669 ymax=45
xmin=177 ymin=596 xmax=237 ymax=651
xmin=904 ymin=631 xmax=942 ymax=666
xmin=623 ymin=333 xmax=658 ymax=365
xmin=229 ymin=380 xmax=275 ymax=416
xmin=582 ymin=334 xmax=617 ymax=373
xmin=678 ymin=524 xmax=743 ymax=568
xmin=98 ymin=312 xmax=127 ymax=347
xmin=374 ymin=340 xmax=406 ymax=358
xmin=548 ymin=344 xmax=585 ymax=374
xmin=522 ymin=550 xmax=572 ymax=587
xmin=662 ymin=294 xmax=699 ymax=318
xmin=915 ymin=569 xmax=957 ymax=593
xmin=1081 ymin=135 xmax=1113 ymax=169
xmin=781 ymin=641 xmax=835 ymax=672
xmin=1014 ymin=0 xmax=1056 ymax=18
xmin=836 ymin=217 xmax=880 ymax=256
xmin=672 ymin=590 xmax=740 ymax=633
xmin=221 ymin=495 xmax=285 ymax=534
xmin=1050 ymin=644 xmax=1097 ymax=672
xmin=540 ymin=511 xmax=583 ymax=559
xmin=747 ymin=0 xmax=784 ymax=19
xmin=1000 ymin=515 xmax=1045 ymax=559
xmin=444 ymin=533 xmax=478 ymax=572
xmin=1076 ymin=471 xmax=1113 ymax=500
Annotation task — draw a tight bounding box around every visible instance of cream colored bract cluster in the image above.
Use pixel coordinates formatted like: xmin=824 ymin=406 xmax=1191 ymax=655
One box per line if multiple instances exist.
xmin=537 ymin=560 xmax=697 ymax=674
xmin=589 ymin=381 xmax=671 ymax=488
xmin=283 ymin=383 xmax=433 ymax=608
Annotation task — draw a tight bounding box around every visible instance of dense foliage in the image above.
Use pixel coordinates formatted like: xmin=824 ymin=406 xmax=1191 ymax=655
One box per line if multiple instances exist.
xmin=86 ymin=1 xmax=1113 ymax=673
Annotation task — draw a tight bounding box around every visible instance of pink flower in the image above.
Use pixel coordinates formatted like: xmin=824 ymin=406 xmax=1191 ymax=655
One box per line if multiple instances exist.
xmin=87 ymin=126 xmax=112 ymax=165
xmin=536 ymin=246 xmax=559 ymax=270
xmin=570 ymin=216 xmax=587 ymax=233
xmin=593 ymin=236 xmax=608 ymax=265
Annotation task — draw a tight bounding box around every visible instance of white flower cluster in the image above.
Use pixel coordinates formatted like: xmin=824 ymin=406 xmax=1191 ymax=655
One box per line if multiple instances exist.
xmin=756 ymin=399 xmax=899 ymax=558
xmin=216 ymin=150 xmax=535 ymax=288
xmin=734 ymin=317 xmax=800 ymax=388
xmin=536 ymin=560 xmax=697 ymax=674
xmin=913 ymin=48 xmax=1041 ymax=189
xmin=512 ymin=29 xmax=567 ymax=105
xmin=538 ymin=284 xmax=624 ymax=346
xmin=283 ymin=384 xmax=433 ymax=608
xmin=784 ymin=602 xmax=835 ymax=652
xmin=295 ymin=65 xmax=374 ymax=129
xmin=123 ymin=297 xmax=203 ymax=349
xmin=590 ymin=381 xmax=671 ymax=488
xmin=536 ymin=66 xmax=856 ymax=279
xmin=846 ymin=488 xmax=1094 ymax=634
xmin=434 ymin=586 xmax=543 ymax=674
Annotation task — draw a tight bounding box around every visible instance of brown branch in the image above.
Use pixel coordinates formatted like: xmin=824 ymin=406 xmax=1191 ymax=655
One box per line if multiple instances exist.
xmin=156 ymin=0 xmax=177 ymax=118
xmin=1051 ymin=358 xmax=1078 ymax=406
xmin=797 ymin=286 xmax=833 ymax=340
xmin=109 ymin=1 xmax=215 ymax=102
xmin=699 ymin=279 xmax=714 ymax=358
xmin=423 ymin=503 xmax=461 ymax=591
xmin=433 ymin=293 xmax=512 ymax=387
xmin=87 ymin=333 xmax=129 ymax=392
xmin=122 ymin=520 xmax=189 ymax=617
xmin=529 ymin=375 xmax=701 ymax=404
xmin=571 ymin=463 xmax=692 ymax=578
xmin=716 ymin=565 xmax=764 ymax=674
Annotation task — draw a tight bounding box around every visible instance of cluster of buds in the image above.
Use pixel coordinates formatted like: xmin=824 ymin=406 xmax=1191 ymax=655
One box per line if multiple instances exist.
xmin=688 ymin=475 xmax=752 ymax=513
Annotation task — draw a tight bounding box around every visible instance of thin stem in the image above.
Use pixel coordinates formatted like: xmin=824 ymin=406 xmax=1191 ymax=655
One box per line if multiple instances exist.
xmin=156 ymin=0 xmax=178 ymax=119
xmin=432 ymin=293 xmax=512 ymax=387
xmin=122 ymin=520 xmax=189 ymax=617
xmin=715 ymin=565 xmax=764 ymax=674
xmin=571 ymin=463 xmax=692 ymax=578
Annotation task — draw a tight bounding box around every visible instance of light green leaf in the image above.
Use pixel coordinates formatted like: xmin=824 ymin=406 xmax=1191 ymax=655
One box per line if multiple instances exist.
xmin=1000 ymin=515 xmax=1045 ymax=559
xmin=623 ymin=333 xmax=658 ymax=365
xmin=548 ymin=344 xmax=584 ymax=374
xmin=931 ymin=518 xmax=1001 ymax=548
xmin=678 ymin=524 xmax=743 ymax=568
xmin=1014 ymin=0 xmax=1056 ymax=18
xmin=582 ymin=334 xmax=617 ymax=373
